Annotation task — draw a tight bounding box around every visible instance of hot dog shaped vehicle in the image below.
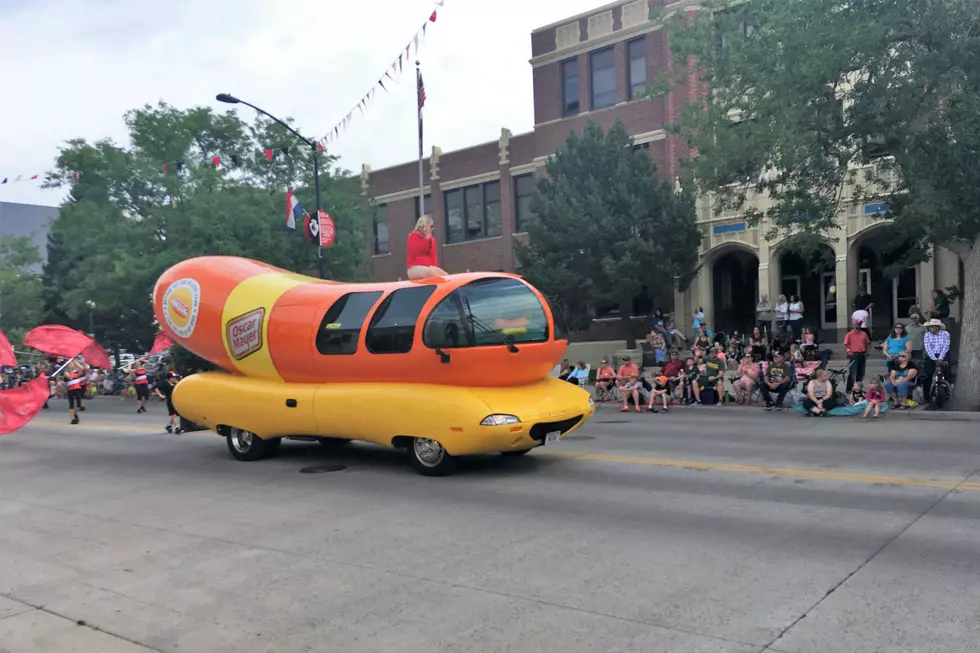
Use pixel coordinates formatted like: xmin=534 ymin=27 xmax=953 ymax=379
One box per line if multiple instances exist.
xmin=153 ymin=256 xmax=595 ymax=475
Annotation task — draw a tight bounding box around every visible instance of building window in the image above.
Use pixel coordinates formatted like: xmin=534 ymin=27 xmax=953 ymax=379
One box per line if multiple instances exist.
xmin=590 ymin=47 xmax=616 ymax=109
xmin=561 ymin=58 xmax=580 ymax=116
xmin=414 ymin=194 xmax=432 ymax=219
xmin=485 ymin=181 xmax=501 ymax=237
xmin=514 ymin=174 xmax=536 ymax=233
xmin=373 ymin=204 xmax=389 ymax=255
xmin=627 ymin=38 xmax=646 ymax=100
xmin=443 ymin=180 xmax=501 ymax=244
xmin=316 ymin=291 xmax=383 ymax=355
xmin=365 ymin=286 xmax=437 ymax=354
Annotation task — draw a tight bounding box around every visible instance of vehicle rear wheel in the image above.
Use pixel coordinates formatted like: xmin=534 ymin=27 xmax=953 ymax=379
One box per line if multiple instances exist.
xmin=226 ymin=428 xmax=279 ymax=461
xmin=318 ymin=437 xmax=352 ymax=448
xmin=408 ymin=437 xmax=455 ymax=476
xmin=500 ymin=449 xmax=532 ymax=457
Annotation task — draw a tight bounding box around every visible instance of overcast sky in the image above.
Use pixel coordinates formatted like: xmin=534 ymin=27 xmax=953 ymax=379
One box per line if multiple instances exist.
xmin=0 ymin=0 xmax=603 ymax=208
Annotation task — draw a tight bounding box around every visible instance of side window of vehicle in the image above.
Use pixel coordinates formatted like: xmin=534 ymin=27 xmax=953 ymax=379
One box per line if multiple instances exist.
xmin=422 ymin=290 xmax=473 ymax=349
xmin=316 ymin=291 xmax=384 ymax=355
xmin=365 ymin=286 xmax=437 ymax=354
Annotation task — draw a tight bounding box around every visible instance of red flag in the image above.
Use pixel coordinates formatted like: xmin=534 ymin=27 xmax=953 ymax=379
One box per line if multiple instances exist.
xmin=149 ymin=332 xmax=175 ymax=356
xmin=162 ymin=162 xmax=168 ymax=174
xmin=0 ymin=375 xmax=51 ymax=435
xmin=72 ymin=171 xmax=79 ymax=181
xmin=264 ymin=149 xmax=273 ymax=161
xmin=0 ymin=329 xmax=15 ymax=367
xmin=24 ymin=325 xmax=95 ymax=361
xmin=212 ymin=156 xmax=221 ymax=168
xmin=30 ymin=174 xmax=38 ymax=180
xmin=81 ymin=341 xmax=112 ymax=369
xmin=429 ymin=10 xmax=437 ymax=21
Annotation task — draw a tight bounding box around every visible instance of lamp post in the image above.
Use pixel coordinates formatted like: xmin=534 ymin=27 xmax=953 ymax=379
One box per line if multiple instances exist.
xmin=85 ymin=300 xmax=96 ymax=337
xmin=216 ymin=93 xmax=325 ymax=279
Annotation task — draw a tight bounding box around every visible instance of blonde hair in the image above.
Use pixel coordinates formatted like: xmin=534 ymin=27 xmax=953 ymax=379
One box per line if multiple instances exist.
xmin=413 ymin=215 xmax=432 ymax=233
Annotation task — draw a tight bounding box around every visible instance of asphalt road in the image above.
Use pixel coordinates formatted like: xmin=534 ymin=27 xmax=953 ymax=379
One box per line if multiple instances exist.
xmin=2 ymin=397 xmax=979 ymax=653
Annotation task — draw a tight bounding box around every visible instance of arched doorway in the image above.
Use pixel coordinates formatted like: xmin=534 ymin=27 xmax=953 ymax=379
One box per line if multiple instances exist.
xmin=710 ymin=246 xmax=759 ymax=335
xmin=776 ymin=243 xmax=837 ymax=336
xmin=850 ymin=225 xmax=921 ymax=330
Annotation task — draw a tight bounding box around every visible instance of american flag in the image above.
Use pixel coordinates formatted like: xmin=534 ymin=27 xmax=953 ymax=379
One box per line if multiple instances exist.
xmin=417 ymin=71 xmax=427 ymax=110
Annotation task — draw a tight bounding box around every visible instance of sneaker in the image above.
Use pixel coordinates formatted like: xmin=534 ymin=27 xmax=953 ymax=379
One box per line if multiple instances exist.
xmin=619 ymin=407 xmax=630 ymax=412
xmin=165 ymin=425 xmax=173 ymax=433
xmin=175 ymin=428 xmax=183 ymax=434
xmin=662 ymin=407 xmax=669 ymax=414
xmin=716 ymin=401 xmax=722 ymax=407
xmin=765 ymin=404 xmax=773 ymax=412
xmin=648 ymin=408 xmax=659 ymax=414
xmin=79 ymin=406 xmax=86 ymax=412
xmin=635 ymin=407 xmax=642 ymax=413
xmin=71 ymin=417 xmax=79 ymax=425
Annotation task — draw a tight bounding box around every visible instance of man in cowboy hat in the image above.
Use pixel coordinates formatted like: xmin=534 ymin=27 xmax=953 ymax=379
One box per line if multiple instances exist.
xmin=922 ymin=318 xmax=950 ymax=400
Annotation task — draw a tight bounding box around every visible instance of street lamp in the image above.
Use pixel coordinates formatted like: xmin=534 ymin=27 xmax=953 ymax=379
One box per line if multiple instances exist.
xmin=216 ymin=93 xmax=325 ymax=279
xmin=85 ymin=300 xmax=96 ymax=337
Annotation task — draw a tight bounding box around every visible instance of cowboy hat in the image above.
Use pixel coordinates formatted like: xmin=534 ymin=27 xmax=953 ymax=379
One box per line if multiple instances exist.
xmin=924 ymin=318 xmax=946 ymax=329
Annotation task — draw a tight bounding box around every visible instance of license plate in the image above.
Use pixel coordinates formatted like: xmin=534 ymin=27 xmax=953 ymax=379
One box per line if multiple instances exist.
xmin=545 ymin=431 xmax=561 ymax=446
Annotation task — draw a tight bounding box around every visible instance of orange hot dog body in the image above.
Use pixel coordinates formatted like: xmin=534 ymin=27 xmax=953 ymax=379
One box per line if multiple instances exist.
xmin=152 ymin=256 xmax=567 ymax=387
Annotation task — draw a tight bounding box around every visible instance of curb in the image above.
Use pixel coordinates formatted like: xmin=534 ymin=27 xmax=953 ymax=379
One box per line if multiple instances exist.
xmin=902 ymin=410 xmax=980 ymax=422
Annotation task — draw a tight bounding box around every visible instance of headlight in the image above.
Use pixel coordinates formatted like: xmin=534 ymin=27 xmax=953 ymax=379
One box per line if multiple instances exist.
xmin=588 ymin=396 xmax=595 ymax=408
xmin=480 ymin=414 xmax=521 ymax=426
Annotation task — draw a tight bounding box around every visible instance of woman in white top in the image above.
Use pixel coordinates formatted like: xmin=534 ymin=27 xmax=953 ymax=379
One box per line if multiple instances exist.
xmin=787 ymin=294 xmax=804 ymax=340
xmin=775 ymin=294 xmax=790 ymax=335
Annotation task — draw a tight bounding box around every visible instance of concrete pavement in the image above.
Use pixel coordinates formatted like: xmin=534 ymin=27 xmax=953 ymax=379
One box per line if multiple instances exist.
xmin=1 ymin=397 xmax=979 ymax=652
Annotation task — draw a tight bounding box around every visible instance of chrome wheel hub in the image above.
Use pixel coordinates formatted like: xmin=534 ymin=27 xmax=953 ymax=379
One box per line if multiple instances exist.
xmin=413 ymin=438 xmax=445 ymax=467
xmin=230 ymin=428 xmax=254 ymax=453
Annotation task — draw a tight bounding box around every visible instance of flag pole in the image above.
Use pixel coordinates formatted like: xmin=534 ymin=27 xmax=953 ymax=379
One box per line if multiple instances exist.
xmin=416 ymin=61 xmax=425 ymax=216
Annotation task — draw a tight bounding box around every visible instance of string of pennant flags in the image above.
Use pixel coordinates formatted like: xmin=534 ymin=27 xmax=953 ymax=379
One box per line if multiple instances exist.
xmin=1 ymin=144 xmax=314 ymax=188
xmin=318 ymin=0 xmax=445 ymax=148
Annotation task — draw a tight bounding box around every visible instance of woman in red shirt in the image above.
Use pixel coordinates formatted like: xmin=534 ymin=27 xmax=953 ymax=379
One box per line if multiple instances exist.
xmin=406 ymin=216 xmax=447 ymax=279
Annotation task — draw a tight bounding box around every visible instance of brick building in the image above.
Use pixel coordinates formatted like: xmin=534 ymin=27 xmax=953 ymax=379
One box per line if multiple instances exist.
xmin=360 ymin=0 xmax=964 ymax=342
xmin=362 ymin=0 xmax=687 ymax=283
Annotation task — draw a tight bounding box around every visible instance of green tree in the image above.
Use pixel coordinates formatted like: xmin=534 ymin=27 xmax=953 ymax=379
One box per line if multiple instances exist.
xmin=0 ymin=235 xmax=44 ymax=351
xmin=515 ymin=121 xmax=701 ymax=348
xmin=666 ymin=0 xmax=980 ymax=410
xmin=42 ymin=102 xmax=369 ymax=356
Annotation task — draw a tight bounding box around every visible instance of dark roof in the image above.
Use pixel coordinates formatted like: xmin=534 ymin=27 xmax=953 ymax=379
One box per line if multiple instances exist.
xmin=0 ymin=201 xmax=57 ymax=271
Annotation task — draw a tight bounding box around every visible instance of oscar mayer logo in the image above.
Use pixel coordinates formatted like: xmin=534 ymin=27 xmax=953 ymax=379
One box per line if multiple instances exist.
xmin=162 ymin=278 xmax=201 ymax=339
xmin=227 ymin=308 xmax=265 ymax=360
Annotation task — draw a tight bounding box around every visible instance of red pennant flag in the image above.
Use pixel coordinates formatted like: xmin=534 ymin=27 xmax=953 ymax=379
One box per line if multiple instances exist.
xmin=81 ymin=341 xmax=112 ymax=369
xmin=0 ymin=329 xmax=16 ymax=367
xmin=212 ymin=156 xmax=221 ymax=168
xmin=149 ymin=332 xmax=175 ymax=356
xmin=30 ymin=174 xmax=38 ymax=180
xmin=430 ymin=10 xmax=437 ymax=21
xmin=72 ymin=171 xmax=79 ymax=181
xmin=264 ymin=149 xmax=273 ymax=161
xmin=162 ymin=162 xmax=168 ymax=174
xmin=24 ymin=325 xmax=95 ymax=362
xmin=0 ymin=375 xmax=51 ymax=435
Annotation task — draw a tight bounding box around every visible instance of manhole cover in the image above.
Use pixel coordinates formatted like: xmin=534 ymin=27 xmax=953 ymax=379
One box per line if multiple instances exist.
xmin=300 ymin=465 xmax=347 ymax=474
xmin=563 ymin=435 xmax=596 ymax=441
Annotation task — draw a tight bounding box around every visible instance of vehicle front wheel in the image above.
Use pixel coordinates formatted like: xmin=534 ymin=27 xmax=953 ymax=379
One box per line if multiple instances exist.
xmin=407 ymin=437 xmax=456 ymax=476
xmin=226 ymin=428 xmax=280 ymax=461
xmin=500 ymin=449 xmax=532 ymax=457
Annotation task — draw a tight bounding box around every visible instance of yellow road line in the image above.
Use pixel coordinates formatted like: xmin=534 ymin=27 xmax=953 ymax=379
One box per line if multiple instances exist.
xmin=16 ymin=422 xmax=980 ymax=492
xmin=540 ymin=450 xmax=980 ymax=492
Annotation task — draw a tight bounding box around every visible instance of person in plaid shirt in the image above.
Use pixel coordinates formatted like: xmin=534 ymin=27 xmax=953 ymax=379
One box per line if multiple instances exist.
xmin=922 ymin=318 xmax=951 ymax=399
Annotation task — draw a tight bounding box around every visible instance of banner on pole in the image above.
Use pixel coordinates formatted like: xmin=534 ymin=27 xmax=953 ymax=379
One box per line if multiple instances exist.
xmin=318 ymin=211 xmax=336 ymax=247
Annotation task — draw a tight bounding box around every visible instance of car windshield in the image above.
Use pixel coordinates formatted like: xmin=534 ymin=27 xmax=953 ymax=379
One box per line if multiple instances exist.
xmin=422 ymin=277 xmax=549 ymax=349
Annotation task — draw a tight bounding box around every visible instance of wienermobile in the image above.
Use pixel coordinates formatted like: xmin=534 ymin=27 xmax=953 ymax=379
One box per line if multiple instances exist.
xmin=153 ymin=256 xmax=595 ymax=475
